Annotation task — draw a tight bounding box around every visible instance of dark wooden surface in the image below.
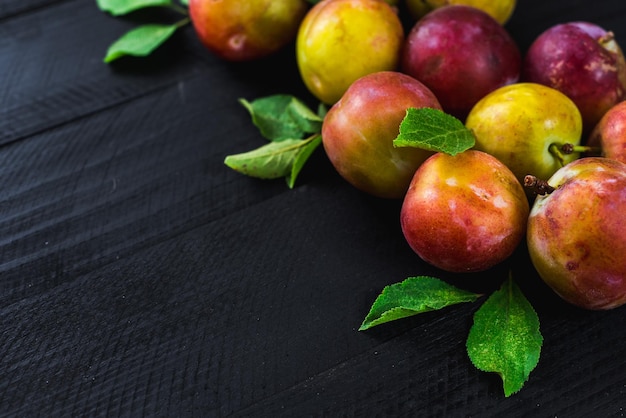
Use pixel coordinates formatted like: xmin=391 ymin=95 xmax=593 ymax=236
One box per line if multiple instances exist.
xmin=1 ymin=1 xmax=625 ymax=416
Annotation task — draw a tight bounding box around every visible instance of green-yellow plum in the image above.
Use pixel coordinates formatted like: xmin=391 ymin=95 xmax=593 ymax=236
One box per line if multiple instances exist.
xmin=401 ymin=150 xmax=529 ymax=273
xmin=405 ymin=0 xmax=517 ymax=25
xmin=296 ymin=0 xmax=404 ymax=105
xmin=466 ymin=83 xmax=583 ymax=185
xmin=188 ymin=0 xmax=309 ymax=61
xmin=321 ymin=71 xmax=442 ymax=199
xmin=526 ymin=157 xmax=626 ymax=310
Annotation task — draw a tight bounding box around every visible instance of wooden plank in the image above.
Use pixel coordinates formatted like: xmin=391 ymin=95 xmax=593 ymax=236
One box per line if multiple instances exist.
xmin=2 ymin=0 xmax=626 ymax=416
xmin=0 ymin=183 xmax=416 ymax=416
xmin=0 ymin=0 xmax=312 ymax=148
xmin=1 ymin=184 xmax=624 ymax=416
xmin=0 ymin=0 xmax=202 ymax=146
xmin=0 ymin=0 xmax=64 ymax=20
xmin=0 ymin=67 xmax=319 ymax=307
xmin=0 ymin=0 xmax=314 ymax=308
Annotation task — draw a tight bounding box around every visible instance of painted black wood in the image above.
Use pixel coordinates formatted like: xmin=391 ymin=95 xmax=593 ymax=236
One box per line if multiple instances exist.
xmin=1 ymin=1 xmax=625 ymax=417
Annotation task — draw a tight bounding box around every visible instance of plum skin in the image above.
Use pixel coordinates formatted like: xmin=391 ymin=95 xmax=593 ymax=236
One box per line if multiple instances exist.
xmin=527 ymin=157 xmax=626 ymax=310
xmin=321 ymin=71 xmax=442 ymax=199
xmin=296 ymin=0 xmax=404 ymax=105
xmin=401 ymin=5 xmax=521 ymax=119
xmin=523 ymin=21 xmax=626 ymax=132
xmin=466 ymin=82 xmax=583 ymax=186
xmin=587 ymin=100 xmax=626 ymax=164
xmin=188 ymin=0 xmax=309 ymax=61
xmin=400 ymin=150 xmax=530 ymax=273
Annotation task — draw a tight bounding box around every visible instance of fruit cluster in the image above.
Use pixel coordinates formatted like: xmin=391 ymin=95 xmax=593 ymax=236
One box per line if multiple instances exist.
xmin=186 ymin=0 xmax=626 ymax=310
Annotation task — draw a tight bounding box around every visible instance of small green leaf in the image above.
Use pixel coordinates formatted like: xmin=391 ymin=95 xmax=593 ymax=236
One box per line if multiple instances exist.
xmin=104 ymin=24 xmax=178 ymax=63
xmin=239 ymin=95 xmax=323 ymax=142
xmin=317 ymin=102 xmax=329 ymax=119
xmin=359 ymin=276 xmax=482 ymax=331
xmin=466 ymin=275 xmax=543 ymax=397
xmin=393 ymin=107 xmax=475 ymax=155
xmin=96 ymin=0 xmax=173 ymax=16
xmin=225 ymin=136 xmax=321 ymax=187
xmin=179 ymin=0 xmax=189 ymax=6
xmin=288 ymin=134 xmax=322 ymax=188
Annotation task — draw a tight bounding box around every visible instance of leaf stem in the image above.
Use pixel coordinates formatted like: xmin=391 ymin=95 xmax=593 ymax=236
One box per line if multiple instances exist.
xmin=174 ymin=16 xmax=191 ymax=29
xmin=169 ymin=3 xmax=189 ymax=16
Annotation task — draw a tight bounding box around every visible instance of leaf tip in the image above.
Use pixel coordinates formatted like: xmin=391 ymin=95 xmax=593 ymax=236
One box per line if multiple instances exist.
xmin=358 ymin=322 xmax=371 ymax=331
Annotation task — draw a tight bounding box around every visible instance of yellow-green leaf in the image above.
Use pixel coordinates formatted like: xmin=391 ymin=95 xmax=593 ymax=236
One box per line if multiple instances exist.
xmin=239 ymin=95 xmax=323 ymax=142
xmin=393 ymin=107 xmax=475 ymax=156
xmin=466 ymin=275 xmax=543 ymax=397
xmin=96 ymin=0 xmax=173 ymax=16
xmin=359 ymin=276 xmax=481 ymax=331
xmin=224 ymin=136 xmax=321 ymax=188
xmin=104 ymin=24 xmax=178 ymax=63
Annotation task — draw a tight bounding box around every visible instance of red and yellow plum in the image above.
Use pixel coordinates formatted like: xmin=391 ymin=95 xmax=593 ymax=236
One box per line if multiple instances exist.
xmin=526 ymin=157 xmax=626 ymax=310
xmin=321 ymin=71 xmax=441 ymax=199
xmin=400 ymin=150 xmax=529 ymax=273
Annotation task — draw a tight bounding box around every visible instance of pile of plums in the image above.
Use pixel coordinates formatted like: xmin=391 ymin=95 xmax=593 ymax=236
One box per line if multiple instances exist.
xmin=188 ymin=0 xmax=626 ymax=310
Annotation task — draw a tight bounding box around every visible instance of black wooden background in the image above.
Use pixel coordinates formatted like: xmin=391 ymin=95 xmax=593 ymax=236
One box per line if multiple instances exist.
xmin=1 ymin=1 xmax=625 ymax=416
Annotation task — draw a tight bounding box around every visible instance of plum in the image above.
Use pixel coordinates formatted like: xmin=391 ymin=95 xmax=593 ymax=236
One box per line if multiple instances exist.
xmin=296 ymin=0 xmax=404 ymax=105
xmin=188 ymin=0 xmax=309 ymax=61
xmin=522 ymin=21 xmax=626 ymax=133
xmin=465 ymin=83 xmax=583 ymax=186
xmin=400 ymin=150 xmax=529 ymax=273
xmin=401 ymin=5 xmax=521 ymax=119
xmin=587 ymin=100 xmax=626 ymax=163
xmin=526 ymin=157 xmax=626 ymax=310
xmin=321 ymin=71 xmax=442 ymax=199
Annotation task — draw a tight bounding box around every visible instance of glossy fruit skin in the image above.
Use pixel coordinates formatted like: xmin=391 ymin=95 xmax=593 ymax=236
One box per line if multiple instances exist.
xmin=465 ymin=83 xmax=583 ymax=185
xmin=188 ymin=0 xmax=309 ymax=61
xmin=405 ymin=0 xmax=516 ymax=24
xmin=587 ymin=100 xmax=626 ymax=163
xmin=321 ymin=71 xmax=442 ymax=199
xmin=296 ymin=0 xmax=404 ymax=105
xmin=522 ymin=22 xmax=626 ymax=133
xmin=400 ymin=150 xmax=529 ymax=273
xmin=401 ymin=5 xmax=521 ymax=119
xmin=527 ymin=157 xmax=626 ymax=310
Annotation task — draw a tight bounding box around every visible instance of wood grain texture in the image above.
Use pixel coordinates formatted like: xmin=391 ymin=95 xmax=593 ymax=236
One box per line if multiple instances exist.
xmin=0 ymin=1 xmax=625 ymax=417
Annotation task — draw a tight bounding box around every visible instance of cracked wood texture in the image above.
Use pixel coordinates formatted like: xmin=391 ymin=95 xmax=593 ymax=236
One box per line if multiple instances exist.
xmin=1 ymin=1 xmax=625 ymax=417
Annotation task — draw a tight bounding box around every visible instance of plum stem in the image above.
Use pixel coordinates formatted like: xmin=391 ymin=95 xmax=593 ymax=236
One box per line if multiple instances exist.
xmin=599 ymin=31 xmax=616 ymax=46
xmin=548 ymin=143 xmax=567 ymax=167
xmin=524 ymin=175 xmax=555 ymax=195
xmin=170 ymin=3 xmax=189 ymax=16
xmin=560 ymin=143 xmax=601 ymax=155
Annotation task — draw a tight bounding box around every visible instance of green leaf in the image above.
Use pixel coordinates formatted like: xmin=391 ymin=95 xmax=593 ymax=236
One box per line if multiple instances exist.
xmin=96 ymin=0 xmax=173 ymax=16
xmin=393 ymin=107 xmax=475 ymax=156
xmin=104 ymin=23 xmax=178 ymax=63
xmin=224 ymin=136 xmax=321 ymax=187
xmin=466 ymin=275 xmax=543 ymax=397
xmin=179 ymin=0 xmax=189 ymax=6
xmin=288 ymin=134 xmax=322 ymax=188
xmin=359 ymin=276 xmax=482 ymax=331
xmin=317 ymin=102 xmax=329 ymax=119
xmin=239 ymin=95 xmax=323 ymax=142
